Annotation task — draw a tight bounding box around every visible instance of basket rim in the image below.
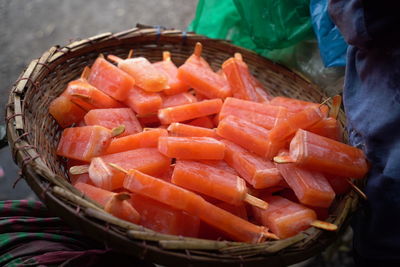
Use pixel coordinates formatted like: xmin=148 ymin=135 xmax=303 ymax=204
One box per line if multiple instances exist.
xmin=5 ymin=25 xmax=359 ymax=266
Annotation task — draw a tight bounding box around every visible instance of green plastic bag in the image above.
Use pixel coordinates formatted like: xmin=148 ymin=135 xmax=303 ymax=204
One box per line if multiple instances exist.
xmin=188 ymin=0 xmax=314 ymax=65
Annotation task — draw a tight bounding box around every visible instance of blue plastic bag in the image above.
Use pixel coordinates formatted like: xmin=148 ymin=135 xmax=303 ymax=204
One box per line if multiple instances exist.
xmin=310 ymin=0 xmax=348 ymax=67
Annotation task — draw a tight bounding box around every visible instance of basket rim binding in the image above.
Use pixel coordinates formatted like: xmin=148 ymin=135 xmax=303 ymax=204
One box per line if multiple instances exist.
xmin=5 ymin=25 xmax=360 ymax=266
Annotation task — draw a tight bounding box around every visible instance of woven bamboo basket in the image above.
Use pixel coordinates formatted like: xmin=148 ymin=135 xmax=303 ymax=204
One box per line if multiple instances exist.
xmin=5 ymin=26 xmax=359 ymax=266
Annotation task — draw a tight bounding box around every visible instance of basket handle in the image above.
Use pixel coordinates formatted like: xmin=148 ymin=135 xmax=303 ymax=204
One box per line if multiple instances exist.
xmin=0 ymin=124 xmax=8 ymax=149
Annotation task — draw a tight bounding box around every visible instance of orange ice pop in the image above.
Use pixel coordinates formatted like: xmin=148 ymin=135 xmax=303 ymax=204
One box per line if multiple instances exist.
xmin=221 ymin=139 xmax=282 ymax=189
xmin=88 ymin=148 xmax=170 ymax=190
xmin=264 ymin=106 xmax=326 ymax=159
xmin=121 ymin=168 xmax=276 ymax=243
xmin=309 ymin=95 xmax=343 ymax=141
xmin=308 ymin=117 xmax=343 ymax=141
xmin=219 ymin=97 xmax=284 ymax=130
xmin=222 ymin=53 xmax=259 ymax=101
xmin=105 ymin=128 xmax=168 ymax=154
xmin=123 ymin=86 xmax=162 ymax=116
xmin=129 ymin=193 xmax=200 ymax=237
xmin=67 ymin=80 xmax=124 ymax=110
xmin=280 ymin=129 xmax=368 ymax=178
xmin=198 ymin=160 xmax=238 ymax=176
xmin=74 ymin=182 xmax=140 ymax=224
xmin=56 ymin=125 xmax=112 ymax=162
xmin=49 ymin=95 xmax=86 ymax=128
xmin=172 ymin=160 xmax=268 ymax=208
xmin=177 ymin=42 xmax=231 ymax=99
xmin=84 ymin=108 xmax=142 ymax=136
xmin=153 ymin=51 xmax=191 ymax=95
xmin=64 ymin=67 xmax=124 ymax=110
xmin=253 ymin=195 xmax=317 ymax=239
xmin=216 ymin=115 xmax=270 ymax=157
xmin=269 ymin=96 xmax=329 ymax=115
xmin=275 ymin=152 xmax=336 ymax=208
xmin=158 ymin=136 xmax=225 ymax=160
xmin=167 ymin=123 xmax=217 ymax=137
xmin=161 ymin=92 xmax=197 ymax=108
xmin=108 ymin=54 xmax=168 ymax=92
xmin=158 ymin=98 xmax=223 ymax=125
xmin=88 ymin=57 xmax=135 ymax=101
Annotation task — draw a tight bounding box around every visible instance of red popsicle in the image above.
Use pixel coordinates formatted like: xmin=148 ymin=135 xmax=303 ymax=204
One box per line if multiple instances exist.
xmin=216 ymin=115 xmax=270 ymax=157
xmin=88 ymin=57 xmax=135 ymax=101
xmin=84 ymin=108 xmax=142 ymax=136
xmin=275 ymin=153 xmax=336 ymax=208
xmin=153 ymin=51 xmax=191 ymax=95
xmin=161 ymin=92 xmax=197 ymax=108
xmin=177 ymin=42 xmax=231 ymax=99
xmin=221 ymin=139 xmax=282 ymax=189
xmin=89 ymin=148 xmax=171 ymax=190
xmin=123 ymin=86 xmax=162 ymax=116
xmin=167 ymin=123 xmax=218 ymax=138
xmin=219 ymin=97 xmax=283 ymax=130
xmin=158 ymin=136 xmax=225 ymax=160
xmin=253 ymin=195 xmax=317 ymax=239
xmin=264 ymin=106 xmax=326 ymax=159
xmin=74 ymin=182 xmax=140 ymax=224
xmin=172 ymin=160 xmax=268 ymax=208
xmin=222 ymin=53 xmax=259 ymax=101
xmin=105 ymin=128 xmax=168 ymax=154
xmin=108 ymin=54 xmax=168 ymax=92
xmin=49 ymin=95 xmax=86 ymax=128
xmin=56 ymin=125 xmax=112 ymax=162
xmin=281 ymin=129 xmax=369 ymax=178
xmin=129 ymin=193 xmax=200 ymax=237
xmin=158 ymin=99 xmax=223 ymax=125
xmin=269 ymin=96 xmax=329 ymax=115
xmin=121 ymin=168 xmax=277 ymax=243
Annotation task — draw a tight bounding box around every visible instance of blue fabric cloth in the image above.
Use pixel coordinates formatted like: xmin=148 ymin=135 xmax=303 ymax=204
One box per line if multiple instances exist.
xmin=329 ymin=0 xmax=400 ymax=264
xmin=310 ymin=0 xmax=347 ymax=67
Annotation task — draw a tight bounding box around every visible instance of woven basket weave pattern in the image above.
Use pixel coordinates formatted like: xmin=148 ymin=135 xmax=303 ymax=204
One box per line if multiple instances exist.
xmin=6 ymin=27 xmax=358 ymax=266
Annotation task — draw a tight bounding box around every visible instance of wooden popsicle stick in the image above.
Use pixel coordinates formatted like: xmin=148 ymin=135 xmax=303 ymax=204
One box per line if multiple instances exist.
xmin=347 ymin=178 xmax=368 ymax=200
xmin=273 ymin=155 xmax=296 ymax=164
xmin=262 ymin=230 xmax=279 ymax=240
xmin=319 ymin=97 xmax=331 ymax=108
xmin=142 ymin=127 xmax=158 ymax=131
xmin=194 ymin=42 xmax=202 ymax=57
xmin=234 ymin=53 xmax=243 ymax=61
xmin=81 ymin=66 xmax=91 ymax=80
xmin=111 ymin=125 xmax=126 ymax=137
xmin=108 ymin=162 xmax=129 ymax=174
xmin=310 ymin=220 xmax=337 ymax=231
xmin=329 ymin=95 xmax=342 ymax=119
xmin=163 ymin=51 xmax=171 ymax=61
xmin=98 ymin=53 xmax=105 ymax=59
xmin=70 ymin=93 xmax=91 ymax=100
xmin=244 ymin=193 xmax=269 ymax=210
xmin=127 ymin=49 xmax=134 ymax=59
xmin=69 ymin=165 xmax=89 ymax=175
xmin=107 ymin=54 xmax=123 ymax=64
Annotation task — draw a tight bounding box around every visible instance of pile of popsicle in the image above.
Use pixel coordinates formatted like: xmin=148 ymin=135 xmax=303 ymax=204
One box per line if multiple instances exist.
xmin=50 ymin=42 xmax=369 ymax=244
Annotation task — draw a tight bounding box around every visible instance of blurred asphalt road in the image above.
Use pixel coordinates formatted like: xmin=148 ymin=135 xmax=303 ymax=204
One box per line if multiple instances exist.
xmin=0 ymin=0 xmax=197 ymax=200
